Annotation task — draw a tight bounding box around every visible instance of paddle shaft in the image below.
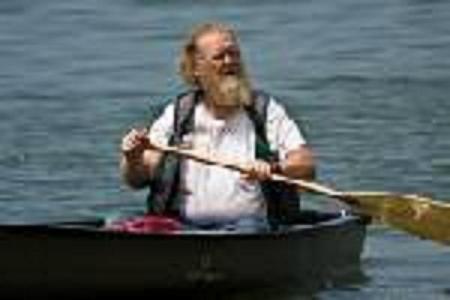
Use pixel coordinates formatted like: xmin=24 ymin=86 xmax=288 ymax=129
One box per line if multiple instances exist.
xmin=149 ymin=143 xmax=343 ymax=198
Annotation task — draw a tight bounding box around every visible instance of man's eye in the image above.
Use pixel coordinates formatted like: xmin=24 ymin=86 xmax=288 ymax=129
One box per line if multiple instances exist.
xmin=212 ymin=53 xmax=225 ymax=61
xmin=211 ymin=50 xmax=239 ymax=61
xmin=228 ymin=49 xmax=240 ymax=57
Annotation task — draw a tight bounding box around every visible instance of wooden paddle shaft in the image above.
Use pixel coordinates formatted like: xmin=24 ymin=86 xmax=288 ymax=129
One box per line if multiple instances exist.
xmin=148 ymin=142 xmax=343 ymax=198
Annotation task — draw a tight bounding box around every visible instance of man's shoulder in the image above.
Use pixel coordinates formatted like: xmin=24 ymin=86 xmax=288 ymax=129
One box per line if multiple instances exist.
xmin=253 ymin=89 xmax=284 ymax=107
xmin=152 ymin=89 xmax=197 ymax=119
xmin=250 ymin=89 xmax=282 ymax=115
xmin=173 ymin=89 xmax=199 ymax=102
xmin=252 ymin=91 xmax=291 ymax=124
xmin=253 ymin=89 xmax=273 ymax=101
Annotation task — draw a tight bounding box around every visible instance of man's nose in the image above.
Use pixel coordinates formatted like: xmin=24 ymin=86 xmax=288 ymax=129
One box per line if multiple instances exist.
xmin=223 ymin=53 xmax=233 ymax=64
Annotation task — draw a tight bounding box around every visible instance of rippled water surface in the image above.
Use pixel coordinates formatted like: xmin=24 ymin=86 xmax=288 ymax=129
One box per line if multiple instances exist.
xmin=0 ymin=1 xmax=449 ymax=299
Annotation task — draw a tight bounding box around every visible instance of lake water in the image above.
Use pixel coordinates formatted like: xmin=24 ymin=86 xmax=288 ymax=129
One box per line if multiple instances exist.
xmin=0 ymin=0 xmax=449 ymax=299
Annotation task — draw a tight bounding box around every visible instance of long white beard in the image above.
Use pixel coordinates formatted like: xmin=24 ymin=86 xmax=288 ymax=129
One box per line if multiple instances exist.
xmin=207 ymin=74 xmax=252 ymax=108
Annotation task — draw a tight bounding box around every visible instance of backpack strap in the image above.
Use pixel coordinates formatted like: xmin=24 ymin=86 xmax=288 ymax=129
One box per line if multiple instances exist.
xmin=245 ymin=90 xmax=274 ymax=160
xmin=147 ymin=90 xmax=200 ymax=215
xmin=247 ymin=91 xmax=302 ymax=228
xmin=171 ymin=90 xmax=201 ymax=145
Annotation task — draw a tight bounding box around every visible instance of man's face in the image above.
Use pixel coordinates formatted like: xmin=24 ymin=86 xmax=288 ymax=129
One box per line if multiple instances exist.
xmin=195 ymin=31 xmax=251 ymax=108
xmin=195 ymin=31 xmax=241 ymax=77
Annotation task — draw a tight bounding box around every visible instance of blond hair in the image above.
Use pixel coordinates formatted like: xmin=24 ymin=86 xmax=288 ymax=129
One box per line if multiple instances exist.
xmin=178 ymin=22 xmax=238 ymax=87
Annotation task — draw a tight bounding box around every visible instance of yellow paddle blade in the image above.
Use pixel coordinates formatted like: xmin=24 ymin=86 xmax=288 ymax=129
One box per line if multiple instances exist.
xmin=342 ymin=192 xmax=450 ymax=245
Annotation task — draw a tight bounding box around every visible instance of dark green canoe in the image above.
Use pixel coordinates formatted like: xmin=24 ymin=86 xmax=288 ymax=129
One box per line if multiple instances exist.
xmin=0 ymin=210 xmax=368 ymax=297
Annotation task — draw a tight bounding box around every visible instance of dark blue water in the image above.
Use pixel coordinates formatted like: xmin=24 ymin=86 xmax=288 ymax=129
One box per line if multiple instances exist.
xmin=1 ymin=1 xmax=449 ymax=299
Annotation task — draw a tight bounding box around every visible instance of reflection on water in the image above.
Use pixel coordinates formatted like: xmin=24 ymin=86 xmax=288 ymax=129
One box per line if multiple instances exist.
xmin=125 ymin=267 xmax=367 ymax=300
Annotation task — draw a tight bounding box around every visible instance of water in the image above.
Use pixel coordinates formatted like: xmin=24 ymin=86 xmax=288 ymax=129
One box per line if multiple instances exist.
xmin=0 ymin=0 xmax=449 ymax=298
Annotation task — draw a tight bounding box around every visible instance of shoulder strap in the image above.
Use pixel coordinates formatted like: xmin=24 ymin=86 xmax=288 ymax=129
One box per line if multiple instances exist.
xmin=147 ymin=90 xmax=199 ymax=215
xmin=171 ymin=89 xmax=200 ymax=145
xmin=245 ymin=90 xmax=273 ymax=160
xmin=246 ymin=91 xmax=302 ymax=228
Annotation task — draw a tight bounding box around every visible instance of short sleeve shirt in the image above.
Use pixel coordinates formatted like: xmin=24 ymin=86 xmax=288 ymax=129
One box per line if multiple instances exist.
xmin=149 ymin=96 xmax=306 ymax=223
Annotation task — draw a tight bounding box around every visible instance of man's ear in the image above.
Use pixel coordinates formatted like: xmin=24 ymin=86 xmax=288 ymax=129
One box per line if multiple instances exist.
xmin=193 ymin=55 xmax=204 ymax=76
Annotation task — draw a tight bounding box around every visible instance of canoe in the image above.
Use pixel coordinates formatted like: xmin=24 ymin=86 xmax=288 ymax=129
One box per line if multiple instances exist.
xmin=0 ymin=210 xmax=368 ymax=297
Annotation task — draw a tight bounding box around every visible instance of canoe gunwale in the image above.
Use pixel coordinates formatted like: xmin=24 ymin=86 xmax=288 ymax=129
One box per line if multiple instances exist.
xmin=0 ymin=210 xmax=367 ymax=239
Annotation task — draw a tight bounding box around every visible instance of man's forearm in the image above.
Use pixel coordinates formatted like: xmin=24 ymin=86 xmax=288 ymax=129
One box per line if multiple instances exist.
xmin=281 ymin=146 xmax=316 ymax=180
xmin=120 ymin=154 xmax=151 ymax=189
xmin=120 ymin=149 xmax=164 ymax=189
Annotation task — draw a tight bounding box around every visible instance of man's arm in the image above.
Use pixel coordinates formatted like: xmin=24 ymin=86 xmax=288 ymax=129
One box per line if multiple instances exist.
xmin=242 ymin=146 xmax=315 ymax=182
xmin=120 ymin=149 xmax=163 ymax=189
xmin=278 ymin=145 xmax=316 ymax=180
xmin=264 ymin=98 xmax=316 ymax=181
xmin=120 ymin=104 xmax=175 ymax=189
xmin=120 ymin=129 xmax=163 ymax=189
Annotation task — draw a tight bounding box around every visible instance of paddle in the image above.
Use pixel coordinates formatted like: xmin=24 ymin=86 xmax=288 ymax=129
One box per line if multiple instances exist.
xmin=148 ymin=143 xmax=450 ymax=246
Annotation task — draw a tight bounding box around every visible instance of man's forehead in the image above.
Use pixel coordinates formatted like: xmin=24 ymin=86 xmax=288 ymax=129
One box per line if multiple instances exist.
xmin=196 ymin=31 xmax=237 ymax=52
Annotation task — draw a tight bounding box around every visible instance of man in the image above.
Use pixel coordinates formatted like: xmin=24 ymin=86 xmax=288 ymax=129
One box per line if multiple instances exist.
xmin=120 ymin=22 xmax=315 ymax=231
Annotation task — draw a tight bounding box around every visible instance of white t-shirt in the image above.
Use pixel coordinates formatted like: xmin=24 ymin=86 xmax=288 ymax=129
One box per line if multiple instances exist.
xmin=149 ymin=96 xmax=306 ymax=223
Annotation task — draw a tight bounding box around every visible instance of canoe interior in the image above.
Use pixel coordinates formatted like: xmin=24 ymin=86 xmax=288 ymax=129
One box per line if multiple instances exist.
xmin=0 ymin=210 xmax=368 ymax=297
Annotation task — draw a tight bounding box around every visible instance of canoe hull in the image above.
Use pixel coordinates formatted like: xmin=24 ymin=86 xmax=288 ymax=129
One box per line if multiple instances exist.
xmin=0 ymin=211 xmax=367 ymax=295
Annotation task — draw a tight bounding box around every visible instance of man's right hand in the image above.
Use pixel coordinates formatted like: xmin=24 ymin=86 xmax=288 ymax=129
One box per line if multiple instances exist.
xmin=121 ymin=128 xmax=151 ymax=161
xmin=120 ymin=128 xmax=164 ymax=188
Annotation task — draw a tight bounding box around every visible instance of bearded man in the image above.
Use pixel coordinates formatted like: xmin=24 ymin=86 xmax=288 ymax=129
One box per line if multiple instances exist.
xmin=120 ymin=22 xmax=315 ymax=231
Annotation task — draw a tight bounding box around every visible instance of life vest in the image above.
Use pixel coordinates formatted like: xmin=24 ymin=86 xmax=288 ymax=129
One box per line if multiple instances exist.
xmin=147 ymin=89 xmax=301 ymax=227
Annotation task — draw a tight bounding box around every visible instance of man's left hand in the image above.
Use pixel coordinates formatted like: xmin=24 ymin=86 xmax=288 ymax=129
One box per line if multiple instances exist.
xmin=241 ymin=160 xmax=273 ymax=181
